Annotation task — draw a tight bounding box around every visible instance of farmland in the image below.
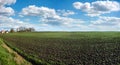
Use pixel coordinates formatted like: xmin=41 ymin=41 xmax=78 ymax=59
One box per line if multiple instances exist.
xmin=0 ymin=38 xmax=32 ymax=65
xmin=0 ymin=32 xmax=120 ymax=65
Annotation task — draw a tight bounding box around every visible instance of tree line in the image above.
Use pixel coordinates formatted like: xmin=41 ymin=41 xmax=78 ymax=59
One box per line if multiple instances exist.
xmin=10 ymin=27 xmax=35 ymax=33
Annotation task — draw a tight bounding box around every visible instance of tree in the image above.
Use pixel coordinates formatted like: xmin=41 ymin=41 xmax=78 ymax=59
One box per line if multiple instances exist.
xmin=10 ymin=28 xmax=15 ymax=33
xmin=28 ymin=27 xmax=35 ymax=32
xmin=17 ymin=27 xmax=35 ymax=32
xmin=17 ymin=27 xmax=26 ymax=32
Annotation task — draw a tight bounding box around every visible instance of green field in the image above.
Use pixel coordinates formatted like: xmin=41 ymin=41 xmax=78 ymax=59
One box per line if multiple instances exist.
xmin=0 ymin=39 xmax=17 ymax=65
xmin=0 ymin=39 xmax=32 ymax=65
xmin=0 ymin=32 xmax=120 ymax=65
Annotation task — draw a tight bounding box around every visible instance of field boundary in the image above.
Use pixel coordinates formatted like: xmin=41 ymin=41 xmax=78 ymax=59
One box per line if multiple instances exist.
xmin=0 ymin=39 xmax=32 ymax=65
xmin=2 ymin=39 xmax=50 ymax=65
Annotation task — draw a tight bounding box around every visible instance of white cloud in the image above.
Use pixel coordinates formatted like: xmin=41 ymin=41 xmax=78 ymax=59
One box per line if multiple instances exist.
xmin=20 ymin=5 xmax=120 ymax=31
xmin=91 ymin=16 xmax=120 ymax=26
xmin=0 ymin=16 xmax=34 ymax=29
xmin=73 ymin=1 xmax=120 ymax=17
xmin=64 ymin=16 xmax=120 ymax=31
xmin=0 ymin=0 xmax=17 ymax=30
xmin=73 ymin=2 xmax=86 ymax=9
xmin=87 ymin=16 xmax=120 ymax=31
xmin=0 ymin=6 xmax=14 ymax=16
xmin=21 ymin=5 xmax=58 ymax=18
xmin=0 ymin=0 xmax=16 ymax=5
xmin=57 ymin=10 xmax=75 ymax=16
xmin=40 ymin=16 xmax=84 ymax=26
xmin=21 ymin=5 xmax=83 ymax=26
xmin=0 ymin=0 xmax=16 ymax=16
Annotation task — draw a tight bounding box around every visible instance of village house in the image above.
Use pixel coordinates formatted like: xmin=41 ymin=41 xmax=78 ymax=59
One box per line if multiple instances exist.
xmin=0 ymin=30 xmax=9 ymax=34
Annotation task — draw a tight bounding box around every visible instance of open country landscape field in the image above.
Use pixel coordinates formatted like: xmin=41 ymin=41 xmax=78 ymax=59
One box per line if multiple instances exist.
xmin=0 ymin=32 xmax=120 ymax=65
xmin=0 ymin=0 xmax=120 ymax=65
xmin=0 ymin=38 xmax=32 ymax=65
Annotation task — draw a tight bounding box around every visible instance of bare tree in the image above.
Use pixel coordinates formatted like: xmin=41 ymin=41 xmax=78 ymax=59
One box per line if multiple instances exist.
xmin=10 ymin=28 xmax=15 ymax=33
xmin=17 ymin=27 xmax=35 ymax=32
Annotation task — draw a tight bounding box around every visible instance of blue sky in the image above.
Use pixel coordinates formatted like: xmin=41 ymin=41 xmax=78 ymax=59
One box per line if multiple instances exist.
xmin=0 ymin=0 xmax=120 ymax=31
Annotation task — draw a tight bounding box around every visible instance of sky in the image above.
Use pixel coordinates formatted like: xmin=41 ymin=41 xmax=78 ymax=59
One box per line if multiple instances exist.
xmin=0 ymin=0 xmax=120 ymax=31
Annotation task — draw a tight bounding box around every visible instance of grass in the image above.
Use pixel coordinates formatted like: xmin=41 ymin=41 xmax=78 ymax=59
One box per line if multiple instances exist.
xmin=0 ymin=39 xmax=32 ymax=65
xmin=0 ymin=39 xmax=17 ymax=65
xmin=1 ymin=32 xmax=120 ymax=65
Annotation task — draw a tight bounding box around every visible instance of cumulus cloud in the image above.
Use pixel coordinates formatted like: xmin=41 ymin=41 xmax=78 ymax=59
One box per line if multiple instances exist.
xmin=91 ymin=16 xmax=120 ymax=26
xmin=67 ymin=16 xmax=120 ymax=31
xmin=20 ymin=5 xmax=83 ymax=26
xmin=40 ymin=16 xmax=84 ymax=26
xmin=20 ymin=5 xmax=58 ymax=18
xmin=0 ymin=0 xmax=16 ymax=5
xmin=0 ymin=0 xmax=16 ymax=16
xmin=0 ymin=6 xmax=14 ymax=16
xmin=20 ymin=5 xmax=120 ymax=31
xmin=0 ymin=16 xmax=34 ymax=29
xmin=73 ymin=1 xmax=120 ymax=17
xmin=57 ymin=10 xmax=75 ymax=16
